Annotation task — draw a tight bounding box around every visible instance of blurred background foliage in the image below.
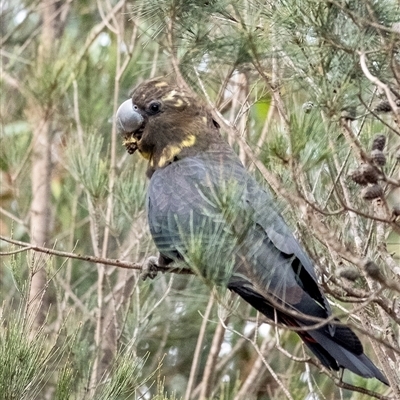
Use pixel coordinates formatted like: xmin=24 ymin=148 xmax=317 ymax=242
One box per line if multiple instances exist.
xmin=1 ymin=0 xmax=399 ymax=399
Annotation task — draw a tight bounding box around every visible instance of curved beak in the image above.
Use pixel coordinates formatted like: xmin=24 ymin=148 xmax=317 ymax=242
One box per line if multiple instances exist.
xmin=116 ymin=99 xmax=144 ymax=135
xmin=116 ymin=100 xmax=144 ymax=154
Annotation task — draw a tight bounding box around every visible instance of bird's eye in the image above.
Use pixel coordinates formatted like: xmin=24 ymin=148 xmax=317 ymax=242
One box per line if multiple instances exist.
xmin=148 ymin=101 xmax=161 ymax=115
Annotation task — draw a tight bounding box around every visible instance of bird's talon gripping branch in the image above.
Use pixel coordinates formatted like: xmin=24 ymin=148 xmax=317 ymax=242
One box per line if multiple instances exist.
xmin=140 ymin=256 xmax=159 ymax=281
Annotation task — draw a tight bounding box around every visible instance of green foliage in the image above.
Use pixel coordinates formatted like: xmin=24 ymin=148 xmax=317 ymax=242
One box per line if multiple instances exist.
xmin=1 ymin=0 xmax=399 ymax=398
xmin=67 ymin=133 xmax=109 ymax=200
xmin=111 ymin=160 xmax=148 ymax=235
xmin=53 ymin=362 xmax=76 ymax=400
xmin=93 ymin=350 xmax=149 ymax=400
xmin=0 ymin=282 xmax=154 ymax=400
xmin=8 ymin=251 xmax=29 ymax=296
xmin=0 ymin=307 xmax=54 ymax=400
xmin=0 ymin=122 xmax=31 ymax=173
xmin=152 ymin=377 xmax=181 ymax=400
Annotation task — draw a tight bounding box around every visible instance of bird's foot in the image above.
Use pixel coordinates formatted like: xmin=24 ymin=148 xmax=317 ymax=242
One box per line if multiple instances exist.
xmin=140 ymin=256 xmax=159 ymax=281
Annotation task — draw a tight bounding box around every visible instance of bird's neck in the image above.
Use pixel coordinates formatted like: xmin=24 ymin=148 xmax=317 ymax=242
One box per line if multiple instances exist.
xmin=145 ymin=137 xmax=235 ymax=179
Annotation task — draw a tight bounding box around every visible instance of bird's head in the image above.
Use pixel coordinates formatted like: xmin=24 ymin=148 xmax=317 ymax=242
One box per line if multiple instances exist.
xmin=116 ymin=78 xmax=220 ymax=175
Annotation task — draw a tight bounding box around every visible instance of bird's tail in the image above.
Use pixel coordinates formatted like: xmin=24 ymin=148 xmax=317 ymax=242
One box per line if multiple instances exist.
xmin=296 ymin=323 xmax=388 ymax=385
xmin=229 ymin=284 xmax=389 ymax=385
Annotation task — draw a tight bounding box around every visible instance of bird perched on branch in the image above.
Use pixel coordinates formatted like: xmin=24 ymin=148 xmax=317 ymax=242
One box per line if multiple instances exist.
xmin=116 ymin=78 xmax=388 ymax=385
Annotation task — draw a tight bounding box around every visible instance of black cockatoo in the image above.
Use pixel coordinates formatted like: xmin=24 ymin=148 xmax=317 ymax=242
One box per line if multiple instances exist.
xmin=116 ymin=78 xmax=388 ymax=385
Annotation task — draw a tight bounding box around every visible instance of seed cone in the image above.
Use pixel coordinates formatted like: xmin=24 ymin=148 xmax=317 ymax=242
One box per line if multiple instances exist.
xmin=350 ymin=164 xmax=380 ymax=185
xmin=373 ymin=99 xmax=400 ymax=113
xmin=371 ymin=149 xmax=386 ymax=166
xmin=371 ymin=134 xmax=386 ymax=151
xmin=361 ymin=184 xmax=384 ymax=200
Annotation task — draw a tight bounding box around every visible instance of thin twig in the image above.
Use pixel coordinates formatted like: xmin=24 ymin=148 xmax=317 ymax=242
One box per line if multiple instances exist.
xmin=184 ymin=295 xmax=214 ymax=400
xmin=0 ymin=235 xmax=193 ymax=274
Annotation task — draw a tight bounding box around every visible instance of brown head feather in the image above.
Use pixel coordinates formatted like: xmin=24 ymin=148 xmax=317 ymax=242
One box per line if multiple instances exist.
xmin=128 ymin=78 xmax=221 ymax=176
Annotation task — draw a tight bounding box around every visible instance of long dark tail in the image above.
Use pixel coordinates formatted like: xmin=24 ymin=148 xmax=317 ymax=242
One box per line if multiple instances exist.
xmin=229 ymin=285 xmax=389 ymax=385
xmin=297 ymin=325 xmax=388 ymax=385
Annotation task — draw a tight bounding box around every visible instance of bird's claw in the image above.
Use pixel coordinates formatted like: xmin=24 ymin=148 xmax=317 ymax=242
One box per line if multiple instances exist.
xmin=140 ymin=256 xmax=159 ymax=281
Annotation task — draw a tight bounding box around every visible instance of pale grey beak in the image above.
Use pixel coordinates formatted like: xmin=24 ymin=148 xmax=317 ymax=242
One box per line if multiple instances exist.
xmin=116 ymin=100 xmax=144 ymax=135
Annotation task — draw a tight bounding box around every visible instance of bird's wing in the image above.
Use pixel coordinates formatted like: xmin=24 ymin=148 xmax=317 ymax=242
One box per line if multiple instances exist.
xmin=147 ymin=151 xmax=330 ymax=318
xmin=147 ymin=152 xmax=389 ymax=383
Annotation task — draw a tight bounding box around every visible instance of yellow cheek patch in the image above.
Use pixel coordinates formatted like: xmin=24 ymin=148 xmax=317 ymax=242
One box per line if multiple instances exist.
xmin=157 ymin=146 xmax=181 ymax=168
xmin=180 ymin=134 xmax=196 ymax=148
xmin=139 ymin=150 xmax=151 ymax=160
xmin=154 ymin=135 xmax=197 ymax=168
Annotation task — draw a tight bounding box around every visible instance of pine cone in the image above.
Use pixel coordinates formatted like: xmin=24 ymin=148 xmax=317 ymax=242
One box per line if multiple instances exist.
xmin=350 ymin=164 xmax=380 ymax=185
xmin=371 ymin=134 xmax=386 ymax=151
xmin=364 ymin=261 xmax=382 ymax=280
xmin=371 ymin=149 xmax=386 ymax=166
xmin=350 ymin=168 xmax=368 ymax=186
xmin=373 ymin=99 xmax=400 ymax=113
xmin=361 ymin=184 xmax=384 ymax=200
